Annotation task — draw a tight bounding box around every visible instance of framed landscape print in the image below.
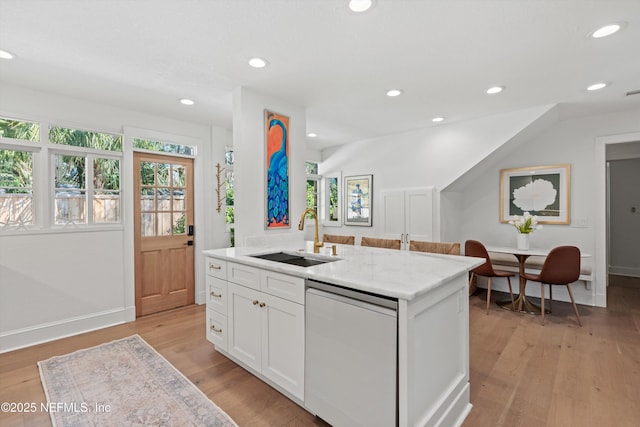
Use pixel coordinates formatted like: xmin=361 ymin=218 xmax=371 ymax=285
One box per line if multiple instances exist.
xmin=265 ymin=110 xmax=290 ymax=229
xmin=344 ymin=174 xmax=372 ymax=226
xmin=500 ymin=164 xmax=571 ymax=224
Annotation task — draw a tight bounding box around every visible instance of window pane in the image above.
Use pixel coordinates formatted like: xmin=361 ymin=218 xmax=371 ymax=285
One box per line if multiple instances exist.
xmin=157 ymin=163 xmax=170 ymax=186
xmin=0 ymin=149 xmax=34 ymax=227
xmin=133 ymin=138 xmax=194 ymax=156
xmin=55 ymin=155 xmax=86 ymax=224
xmin=172 ymin=164 xmax=185 ymax=187
xmin=306 ymin=179 xmax=318 ymax=215
xmin=141 ymin=188 xmax=155 ymax=211
xmin=92 ymin=158 xmax=120 ymax=223
xmin=140 ymin=161 xmax=155 ymax=186
xmin=55 ymin=189 xmax=86 ymax=224
xmin=157 ymin=188 xmax=171 ymax=211
xmin=173 ymin=212 xmax=186 ymax=235
xmin=306 ymin=161 xmax=318 ymax=175
xmin=225 ymin=147 xmax=234 ymax=166
xmin=93 ymin=191 xmax=120 ymax=223
xmin=49 ymin=126 xmax=122 ymax=152
xmin=157 ymin=213 xmax=172 ymax=236
xmin=173 ymin=189 xmax=185 ymax=211
xmin=141 ymin=213 xmax=155 ymax=236
xmin=0 ymin=118 xmax=40 ymax=142
xmin=329 ymin=177 xmax=339 ymax=221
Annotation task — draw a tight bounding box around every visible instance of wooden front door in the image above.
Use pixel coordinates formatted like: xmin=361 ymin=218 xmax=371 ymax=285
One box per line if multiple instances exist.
xmin=134 ymin=152 xmax=194 ymax=316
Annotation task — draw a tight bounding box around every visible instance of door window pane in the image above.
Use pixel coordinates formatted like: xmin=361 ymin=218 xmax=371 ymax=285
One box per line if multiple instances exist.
xmin=173 ymin=212 xmax=186 ymax=235
xmin=141 ymin=213 xmax=155 ymax=236
xmin=157 ymin=163 xmax=170 ymax=186
xmin=140 ymin=161 xmax=155 ymax=185
xmin=173 ymin=164 xmax=185 ymax=187
xmin=157 ymin=213 xmax=172 ymax=236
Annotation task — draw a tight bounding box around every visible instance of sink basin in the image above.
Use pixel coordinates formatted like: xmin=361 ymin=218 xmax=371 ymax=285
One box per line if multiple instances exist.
xmin=251 ymin=251 xmax=337 ymax=267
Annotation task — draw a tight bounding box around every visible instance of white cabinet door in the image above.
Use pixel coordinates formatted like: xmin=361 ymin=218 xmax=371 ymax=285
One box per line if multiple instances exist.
xmin=405 ymin=188 xmax=435 ymax=243
xmin=227 ymin=282 xmax=262 ymax=371
xmin=381 ymin=190 xmax=405 ymax=241
xmin=381 ymin=187 xmax=436 ymax=249
xmin=260 ymin=292 xmax=305 ymax=400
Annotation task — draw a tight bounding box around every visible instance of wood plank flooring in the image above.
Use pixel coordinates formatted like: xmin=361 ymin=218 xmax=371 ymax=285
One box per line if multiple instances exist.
xmin=1 ymin=276 xmax=638 ymax=427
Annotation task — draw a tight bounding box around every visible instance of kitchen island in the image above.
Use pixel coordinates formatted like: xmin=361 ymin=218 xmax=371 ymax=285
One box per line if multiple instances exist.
xmin=203 ymin=241 xmax=483 ymax=427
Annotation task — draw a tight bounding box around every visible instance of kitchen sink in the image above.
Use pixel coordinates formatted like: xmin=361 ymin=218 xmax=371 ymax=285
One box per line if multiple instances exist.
xmin=250 ymin=251 xmax=338 ymax=267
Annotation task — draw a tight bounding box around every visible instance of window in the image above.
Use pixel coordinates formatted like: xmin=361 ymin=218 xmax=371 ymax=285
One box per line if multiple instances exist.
xmin=133 ymin=137 xmax=195 ymax=156
xmin=0 ymin=117 xmax=40 ymax=142
xmin=50 ymin=126 xmax=122 ymax=151
xmin=54 ymin=154 xmax=121 ymax=225
xmin=0 ymin=149 xmax=34 ymax=227
xmin=225 ymin=147 xmax=234 ymax=225
xmin=306 ymin=161 xmax=320 ymax=218
xmin=1 ymin=117 xmax=38 ymax=228
xmin=51 ymin=126 xmax=122 ymax=226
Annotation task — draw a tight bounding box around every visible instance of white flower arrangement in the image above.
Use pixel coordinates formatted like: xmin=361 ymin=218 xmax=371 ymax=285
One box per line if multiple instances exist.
xmin=508 ymin=211 xmax=542 ymax=234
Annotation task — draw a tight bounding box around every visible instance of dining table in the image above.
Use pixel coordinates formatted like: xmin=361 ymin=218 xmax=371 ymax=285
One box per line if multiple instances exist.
xmin=485 ymin=245 xmax=591 ymax=314
xmin=485 ymin=245 xmax=551 ymax=314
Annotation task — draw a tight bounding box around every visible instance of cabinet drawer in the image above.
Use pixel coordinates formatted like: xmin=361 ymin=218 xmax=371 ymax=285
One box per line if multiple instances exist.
xmin=261 ymin=270 xmax=305 ymax=304
xmin=206 ymin=257 xmax=227 ymax=280
xmin=206 ymin=275 xmax=227 ymax=316
xmin=228 ymin=262 xmax=260 ymax=290
xmin=206 ymin=308 xmax=227 ymax=352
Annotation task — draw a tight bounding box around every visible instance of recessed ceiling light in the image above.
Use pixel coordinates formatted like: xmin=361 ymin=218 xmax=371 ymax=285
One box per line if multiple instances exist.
xmin=592 ymin=23 xmax=624 ymax=38
xmin=0 ymin=49 xmax=15 ymax=59
xmin=486 ymin=86 xmax=504 ymax=95
xmin=349 ymin=0 xmax=374 ymax=13
xmin=386 ymin=89 xmax=403 ymax=97
xmin=248 ymin=57 xmax=269 ymax=68
xmin=587 ymin=82 xmax=607 ymax=91
xmin=432 ymin=117 xmax=445 ymax=123
xmin=307 ymin=133 xmax=318 ymax=138
xmin=179 ymin=98 xmax=195 ymax=105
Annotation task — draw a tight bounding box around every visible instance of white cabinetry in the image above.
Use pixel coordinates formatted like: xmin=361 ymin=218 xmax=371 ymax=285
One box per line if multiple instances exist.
xmin=205 ymin=258 xmax=228 ymax=351
xmin=210 ymin=260 xmax=305 ymax=401
xmin=381 ymin=187 xmax=437 ymax=250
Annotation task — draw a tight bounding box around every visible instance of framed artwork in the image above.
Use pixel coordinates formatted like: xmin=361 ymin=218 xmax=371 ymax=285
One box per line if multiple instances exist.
xmin=265 ymin=110 xmax=290 ymax=229
xmin=344 ymin=174 xmax=372 ymax=226
xmin=500 ymin=164 xmax=571 ymax=224
xmin=322 ymin=172 xmax=341 ymax=226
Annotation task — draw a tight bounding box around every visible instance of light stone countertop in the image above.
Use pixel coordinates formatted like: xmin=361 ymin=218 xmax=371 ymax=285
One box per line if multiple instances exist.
xmin=203 ymin=241 xmax=484 ymax=301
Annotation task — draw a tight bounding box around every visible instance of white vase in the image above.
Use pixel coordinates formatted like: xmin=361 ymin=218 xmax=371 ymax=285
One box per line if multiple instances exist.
xmin=517 ymin=233 xmax=530 ymax=250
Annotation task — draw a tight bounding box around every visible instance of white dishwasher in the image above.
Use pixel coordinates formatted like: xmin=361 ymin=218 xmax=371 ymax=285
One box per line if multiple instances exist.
xmin=305 ymin=280 xmax=398 ymax=427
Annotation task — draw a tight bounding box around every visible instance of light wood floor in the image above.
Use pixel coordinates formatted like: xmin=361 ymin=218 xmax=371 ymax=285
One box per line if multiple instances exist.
xmin=1 ymin=276 xmax=639 ymax=427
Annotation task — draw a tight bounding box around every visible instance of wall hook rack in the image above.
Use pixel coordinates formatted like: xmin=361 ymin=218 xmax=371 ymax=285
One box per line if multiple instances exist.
xmin=215 ymin=162 xmax=225 ymax=213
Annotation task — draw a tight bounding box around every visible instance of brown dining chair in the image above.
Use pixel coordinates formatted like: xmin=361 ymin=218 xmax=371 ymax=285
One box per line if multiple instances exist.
xmin=521 ymin=246 xmax=582 ymax=326
xmin=322 ymin=234 xmax=355 ymax=245
xmin=465 ymin=240 xmax=515 ymax=314
xmin=361 ymin=236 xmax=401 ymax=250
xmin=409 ymin=240 xmax=460 ymax=255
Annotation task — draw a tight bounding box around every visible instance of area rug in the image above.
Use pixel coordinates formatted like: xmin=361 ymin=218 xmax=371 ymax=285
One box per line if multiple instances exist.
xmin=38 ymin=335 xmax=237 ymax=427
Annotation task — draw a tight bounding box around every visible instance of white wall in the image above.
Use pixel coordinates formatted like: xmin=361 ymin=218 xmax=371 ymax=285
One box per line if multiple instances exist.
xmin=445 ymin=108 xmax=640 ymax=307
xmin=232 ymin=87 xmax=308 ymax=246
xmin=0 ymin=84 xmax=230 ymax=352
xmin=318 ymin=105 xmax=555 ymax=244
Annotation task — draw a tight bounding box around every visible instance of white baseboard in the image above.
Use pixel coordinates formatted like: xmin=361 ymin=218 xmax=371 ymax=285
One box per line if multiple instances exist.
xmin=609 ymin=265 xmax=640 ymax=278
xmin=0 ymin=307 xmax=131 ymax=354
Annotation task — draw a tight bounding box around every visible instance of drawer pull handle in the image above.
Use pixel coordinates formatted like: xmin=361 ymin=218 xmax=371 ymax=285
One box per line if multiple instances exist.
xmin=259 ymin=302 xmax=266 ymax=308
xmin=210 ymin=291 xmax=223 ymax=298
xmin=209 ymin=263 xmax=222 ymax=270
xmin=210 ymin=324 xmax=223 ymax=333
xmin=252 ymin=300 xmax=259 ymax=305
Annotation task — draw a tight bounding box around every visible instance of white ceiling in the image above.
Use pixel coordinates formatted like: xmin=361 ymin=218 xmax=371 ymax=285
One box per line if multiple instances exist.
xmin=1 ymin=0 xmax=639 ymax=150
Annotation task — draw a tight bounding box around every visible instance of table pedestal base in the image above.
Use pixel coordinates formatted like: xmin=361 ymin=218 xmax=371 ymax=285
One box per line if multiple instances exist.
xmin=497 ymin=295 xmax=549 ymax=315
